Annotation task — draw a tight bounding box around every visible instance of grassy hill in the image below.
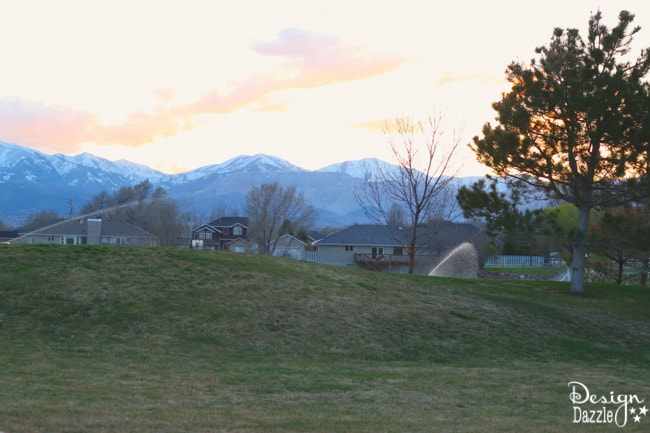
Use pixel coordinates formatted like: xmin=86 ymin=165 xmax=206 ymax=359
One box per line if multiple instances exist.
xmin=1 ymin=245 xmax=649 ymax=432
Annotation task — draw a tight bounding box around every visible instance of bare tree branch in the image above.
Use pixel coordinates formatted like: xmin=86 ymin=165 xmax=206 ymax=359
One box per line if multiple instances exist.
xmin=355 ymin=114 xmax=462 ymax=273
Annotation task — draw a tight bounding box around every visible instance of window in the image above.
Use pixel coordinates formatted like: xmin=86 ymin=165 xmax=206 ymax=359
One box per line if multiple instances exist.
xmin=393 ymin=247 xmax=403 ymax=256
xmin=345 ymin=246 xmax=354 ymax=252
xmin=233 ymin=226 xmax=243 ymax=236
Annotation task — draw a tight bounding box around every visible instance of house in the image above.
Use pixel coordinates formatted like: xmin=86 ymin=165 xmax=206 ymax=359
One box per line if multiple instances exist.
xmin=314 ymin=224 xmax=412 ymax=273
xmin=191 ymin=216 xmax=250 ymax=251
xmin=12 ymin=218 xmax=158 ymax=246
xmin=226 ymin=238 xmax=252 ymax=254
xmin=314 ymin=222 xmax=483 ymax=274
xmin=272 ymin=233 xmax=318 ymax=261
xmin=305 ymin=230 xmax=326 ymax=245
xmin=0 ymin=230 xmax=19 ymax=244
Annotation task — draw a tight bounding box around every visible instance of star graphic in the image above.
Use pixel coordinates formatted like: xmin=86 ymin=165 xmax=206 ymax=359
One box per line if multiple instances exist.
xmin=630 ymin=407 xmax=637 ymax=414
xmin=634 ymin=415 xmax=641 ymax=423
xmin=640 ymin=406 xmax=648 ymax=416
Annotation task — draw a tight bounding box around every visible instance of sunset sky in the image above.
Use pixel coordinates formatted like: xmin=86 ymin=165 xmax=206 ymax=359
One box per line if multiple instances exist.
xmin=1 ymin=0 xmax=649 ymax=176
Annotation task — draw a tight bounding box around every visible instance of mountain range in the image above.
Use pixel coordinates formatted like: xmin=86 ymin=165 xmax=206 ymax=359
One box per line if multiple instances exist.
xmin=0 ymin=141 xmax=482 ymax=227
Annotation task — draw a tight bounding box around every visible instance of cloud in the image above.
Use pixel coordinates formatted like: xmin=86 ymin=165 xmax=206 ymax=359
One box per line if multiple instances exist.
xmin=97 ymin=108 xmax=191 ymax=147
xmin=349 ymin=119 xmax=387 ymax=133
xmin=0 ymin=98 xmax=97 ymax=153
xmin=0 ymin=97 xmax=189 ymax=153
xmin=253 ymin=28 xmax=406 ymax=87
xmin=1 ymin=29 xmax=406 ymax=154
xmin=184 ymin=29 xmax=406 ymax=116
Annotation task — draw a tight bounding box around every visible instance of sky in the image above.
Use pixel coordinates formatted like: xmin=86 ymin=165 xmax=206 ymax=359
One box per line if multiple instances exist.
xmin=1 ymin=0 xmax=649 ymax=176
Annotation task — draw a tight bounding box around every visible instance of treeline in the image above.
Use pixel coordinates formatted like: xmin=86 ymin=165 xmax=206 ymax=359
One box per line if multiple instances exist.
xmin=1 ymin=179 xmax=319 ymax=252
xmin=78 ymin=180 xmax=193 ymax=247
xmin=0 ymin=181 xmax=194 ymax=247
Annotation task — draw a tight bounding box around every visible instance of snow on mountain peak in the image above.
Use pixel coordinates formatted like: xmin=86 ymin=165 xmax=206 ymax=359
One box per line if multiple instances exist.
xmin=219 ymin=154 xmax=306 ymax=173
xmin=317 ymin=158 xmax=398 ymax=179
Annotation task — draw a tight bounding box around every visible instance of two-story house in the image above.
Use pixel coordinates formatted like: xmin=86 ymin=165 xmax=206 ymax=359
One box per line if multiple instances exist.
xmin=191 ymin=216 xmax=250 ymax=252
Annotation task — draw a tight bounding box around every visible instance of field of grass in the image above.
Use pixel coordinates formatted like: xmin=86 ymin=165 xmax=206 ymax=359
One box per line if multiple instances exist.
xmin=1 ymin=244 xmax=649 ymax=432
xmin=483 ymin=265 xmax=566 ymax=277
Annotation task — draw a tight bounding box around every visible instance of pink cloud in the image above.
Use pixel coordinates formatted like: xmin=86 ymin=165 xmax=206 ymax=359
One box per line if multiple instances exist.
xmin=0 ymin=98 xmax=97 ymax=153
xmin=0 ymin=29 xmax=406 ymax=154
xmin=97 ymin=109 xmax=189 ymax=146
xmin=184 ymin=73 xmax=281 ymax=115
xmin=0 ymin=98 xmax=190 ymax=152
xmin=253 ymin=28 xmax=406 ymax=87
xmin=185 ymin=29 xmax=405 ymax=115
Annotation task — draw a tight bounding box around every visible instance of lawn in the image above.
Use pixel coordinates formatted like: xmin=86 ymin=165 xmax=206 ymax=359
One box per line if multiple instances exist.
xmin=1 ymin=245 xmax=648 ymax=432
xmin=483 ymin=265 xmax=567 ymax=277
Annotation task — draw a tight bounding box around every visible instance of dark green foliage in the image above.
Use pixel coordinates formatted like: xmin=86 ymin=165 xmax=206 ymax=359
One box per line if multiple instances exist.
xmin=457 ymin=178 xmax=562 ymax=255
xmin=589 ymin=205 xmax=650 ymax=284
xmin=464 ymin=11 xmax=650 ymax=292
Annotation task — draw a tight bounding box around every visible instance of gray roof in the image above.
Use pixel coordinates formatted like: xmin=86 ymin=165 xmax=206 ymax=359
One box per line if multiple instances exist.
xmin=315 ymin=222 xmax=482 ymax=248
xmin=433 ymin=221 xmax=482 ymax=248
xmin=315 ymin=225 xmax=409 ymax=246
xmin=25 ymin=218 xmax=155 ymax=238
xmin=207 ymin=216 xmax=249 ymax=228
xmin=305 ymin=230 xmax=326 ymax=242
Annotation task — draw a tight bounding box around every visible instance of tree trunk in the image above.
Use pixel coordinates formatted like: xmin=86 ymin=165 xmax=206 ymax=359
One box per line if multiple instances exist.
xmin=408 ymin=245 xmax=415 ymax=274
xmin=570 ymin=205 xmax=591 ymax=293
xmin=616 ymin=261 xmax=624 ymax=284
xmin=641 ymin=258 xmax=649 ymax=286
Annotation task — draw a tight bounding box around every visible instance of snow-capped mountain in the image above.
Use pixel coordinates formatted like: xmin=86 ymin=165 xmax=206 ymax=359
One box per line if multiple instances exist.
xmin=166 ymin=154 xmax=306 ymax=185
xmin=0 ymin=141 xmax=381 ymax=226
xmin=0 ymin=141 xmax=483 ymax=227
xmin=0 ymin=141 xmax=165 ymax=187
xmin=317 ymin=158 xmax=402 ymax=179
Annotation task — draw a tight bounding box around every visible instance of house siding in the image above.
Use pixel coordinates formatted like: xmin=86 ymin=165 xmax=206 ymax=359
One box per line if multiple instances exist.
xmin=191 ymin=217 xmax=249 ymax=250
xmin=316 ymin=244 xmax=358 ymax=267
xmin=13 ymin=218 xmax=158 ymax=247
xmin=314 ymin=223 xmax=481 ymax=274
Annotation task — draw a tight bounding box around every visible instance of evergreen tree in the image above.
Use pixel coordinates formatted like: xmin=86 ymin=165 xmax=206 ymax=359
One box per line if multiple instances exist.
xmin=466 ymin=11 xmax=650 ymax=292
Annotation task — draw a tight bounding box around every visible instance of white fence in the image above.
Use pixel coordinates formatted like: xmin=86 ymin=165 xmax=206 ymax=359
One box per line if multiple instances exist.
xmin=485 ymin=255 xmax=564 ymax=267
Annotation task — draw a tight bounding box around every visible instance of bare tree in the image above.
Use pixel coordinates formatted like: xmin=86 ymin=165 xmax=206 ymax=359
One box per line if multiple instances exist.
xmin=244 ymin=181 xmax=317 ymax=255
xmin=22 ymin=209 xmax=61 ymax=231
xmin=80 ymin=182 xmax=186 ymax=247
xmin=355 ymin=115 xmax=461 ymax=274
xmin=145 ymin=191 xmax=184 ymax=247
xmin=210 ymin=201 xmax=240 ymax=220
xmin=80 ymin=190 xmax=111 ymax=217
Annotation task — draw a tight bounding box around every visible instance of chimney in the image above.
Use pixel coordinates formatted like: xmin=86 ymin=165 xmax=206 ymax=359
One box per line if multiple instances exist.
xmin=87 ymin=218 xmax=102 ymax=245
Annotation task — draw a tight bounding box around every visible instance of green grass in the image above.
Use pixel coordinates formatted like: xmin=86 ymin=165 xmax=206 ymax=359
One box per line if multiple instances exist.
xmin=483 ymin=265 xmax=566 ymax=277
xmin=1 ymin=245 xmax=649 ymax=432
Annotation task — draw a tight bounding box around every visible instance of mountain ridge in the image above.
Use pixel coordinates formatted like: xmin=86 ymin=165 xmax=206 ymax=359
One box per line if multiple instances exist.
xmin=0 ymin=141 xmax=483 ymax=227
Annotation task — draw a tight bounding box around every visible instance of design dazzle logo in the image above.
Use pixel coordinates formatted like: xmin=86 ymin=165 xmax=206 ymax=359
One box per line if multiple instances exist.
xmin=569 ymin=381 xmax=647 ymax=428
